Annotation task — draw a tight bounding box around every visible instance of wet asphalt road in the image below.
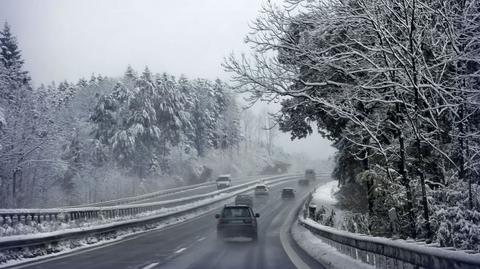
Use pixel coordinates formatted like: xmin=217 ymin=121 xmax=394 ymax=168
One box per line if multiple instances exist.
xmin=11 ymin=178 xmax=325 ymax=269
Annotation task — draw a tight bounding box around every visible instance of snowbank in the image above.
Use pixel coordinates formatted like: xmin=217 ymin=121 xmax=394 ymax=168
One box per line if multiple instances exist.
xmin=311 ymin=180 xmax=339 ymax=205
xmin=309 ymin=180 xmax=345 ymax=229
xmin=292 ymin=220 xmax=374 ymax=269
xmin=299 ymin=217 xmax=480 ymax=267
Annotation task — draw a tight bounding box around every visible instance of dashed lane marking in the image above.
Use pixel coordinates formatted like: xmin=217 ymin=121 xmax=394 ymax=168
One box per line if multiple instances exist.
xmin=141 ymin=262 xmax=159 ymax=269
xmin=174 ymin=247 xmax=187 ymax=254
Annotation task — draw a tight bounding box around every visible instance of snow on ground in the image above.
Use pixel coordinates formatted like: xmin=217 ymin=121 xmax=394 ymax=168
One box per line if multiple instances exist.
xmin=0 ymin=175 xmax=294 ymax=237
xmin=310 ymin=180 xmax=345 ymax=229
xmin=291 ymin=181 xmax=373 ymax=269
xmin=293 ymin=181 xmax=480 ymax=268
xmin=0 ymin=176 xmax=296 ymax=267
xmin=311 ymin=181 xmax=339 ymax=205
xmin=0 ymin=195 xmax=235 ymax=268
xmin=291 ymin=221 xmax=374 ymax=269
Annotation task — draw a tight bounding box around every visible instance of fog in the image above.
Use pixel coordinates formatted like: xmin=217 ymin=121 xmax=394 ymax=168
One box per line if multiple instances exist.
xmin=0 ymin=0 xmax=336 ymax=160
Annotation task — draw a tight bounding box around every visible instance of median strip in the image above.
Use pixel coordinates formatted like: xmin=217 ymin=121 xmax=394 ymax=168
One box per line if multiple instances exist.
xmin=0 ymin=175 xmax=300 ymax=268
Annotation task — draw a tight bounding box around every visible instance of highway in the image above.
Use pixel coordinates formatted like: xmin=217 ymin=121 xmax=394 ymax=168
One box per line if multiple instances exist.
xmin=9 ymin=177 xmax=325 ymax=269
xmin=127 ymin=176 xmax=263 ymax=205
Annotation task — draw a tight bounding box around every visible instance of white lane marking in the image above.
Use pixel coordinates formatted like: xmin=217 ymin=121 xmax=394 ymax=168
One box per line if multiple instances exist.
xmin=280 ymin=193 xmax=311 ymax=269
xmin=141 ymin=262 xmax=159 ymax=269
xmin=6 ymin=178 xmax=300 ymax=269
xmin=174 ymin=247 xmax=187 ymax=254
xmin=197 ymin=236 xmax=206 ymax=242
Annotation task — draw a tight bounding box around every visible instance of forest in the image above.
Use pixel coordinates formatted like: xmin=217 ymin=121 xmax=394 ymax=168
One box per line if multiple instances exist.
xmin=225 ymin=0 xmax=480 ymax=251
xmin=0 ymin=23 xmax=291 ymax=209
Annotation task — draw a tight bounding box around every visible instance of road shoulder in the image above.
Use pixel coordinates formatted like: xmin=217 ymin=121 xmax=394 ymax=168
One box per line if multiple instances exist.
xmin=280 ymin=192 xmax=326 ymax=269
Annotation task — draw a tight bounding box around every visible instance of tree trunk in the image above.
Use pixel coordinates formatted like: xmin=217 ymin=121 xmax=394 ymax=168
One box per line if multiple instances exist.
xmin=398 ymin=129 xmax=416 ymax=238
xmin=409 ymin=0 xmax=431 ymax=239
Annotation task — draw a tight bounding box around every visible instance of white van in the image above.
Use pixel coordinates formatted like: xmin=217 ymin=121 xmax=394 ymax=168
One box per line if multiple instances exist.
xmin=216 ymin=174 xmax=231 ymax=189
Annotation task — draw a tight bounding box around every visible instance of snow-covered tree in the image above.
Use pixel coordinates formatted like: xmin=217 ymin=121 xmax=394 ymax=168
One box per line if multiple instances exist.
xmin=225 ymin=0 xmax=480 ymax=247
xmin=0 ymin=22 xmax=29 ymax=85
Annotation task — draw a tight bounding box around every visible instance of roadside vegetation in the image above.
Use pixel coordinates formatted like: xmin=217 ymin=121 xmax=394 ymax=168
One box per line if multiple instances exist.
xmin=226 ymin=0 xmax=480 ymax=252
xmin=0 ymin=23 xmax=292 ymax=208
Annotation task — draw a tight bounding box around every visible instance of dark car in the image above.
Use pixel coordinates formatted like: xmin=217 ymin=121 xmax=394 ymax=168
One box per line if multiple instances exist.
xmin=305 ymin=169 xmax=316 ymax=181
xmin=235 ymin=194 xmax=254 ymax=208
xmin=298 ymin=178 xmax=310 ymax=186
xmin=216 ymin=205 xmax=259 ymax=241
xmin=281 ymin=188 xmax=295 ymax=199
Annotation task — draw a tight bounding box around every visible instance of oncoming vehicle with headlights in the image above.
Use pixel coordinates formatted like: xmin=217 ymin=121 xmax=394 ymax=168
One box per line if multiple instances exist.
xmin=216 ymin=174 xmax=231 ymax=189
xmin=254 ymin=184 xmax=269 ymax=196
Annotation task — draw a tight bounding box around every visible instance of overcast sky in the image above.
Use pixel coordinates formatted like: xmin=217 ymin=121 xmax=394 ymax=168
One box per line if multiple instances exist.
xmin=0 ymin=0 xmax=336 ymax=160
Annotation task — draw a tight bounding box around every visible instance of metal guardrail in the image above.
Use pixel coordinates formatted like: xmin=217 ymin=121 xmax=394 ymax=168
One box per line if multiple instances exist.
xmin=70 ymin=172 xmax=331 ymax=208
xmin=67 ymin=181 xmax=215 ymax=208
xmin=0 ymin=175 xmax=300 ymax=255
xmin=65 ymin=174 xmax=263 ymax=208
xmin=299 ymin=214 xmax=480 ymax=269
xmin=0 ymin=174 xmax=299 ymax=231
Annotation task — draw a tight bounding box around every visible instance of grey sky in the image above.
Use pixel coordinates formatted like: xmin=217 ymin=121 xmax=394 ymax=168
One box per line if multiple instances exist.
xmin=0 ymin=0 xmax=336 ymax=160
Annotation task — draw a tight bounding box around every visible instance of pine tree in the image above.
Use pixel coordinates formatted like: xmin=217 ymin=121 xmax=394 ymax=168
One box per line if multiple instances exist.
xmin=154 ymin=73 xmax=190 ymax=170
xmin=124 ymin=65 xmax=137 ymax=80
xmin=0 ymin=22 xmax=29 ymax=84
xmin=190 ymin=79 xmax=218 ymax=156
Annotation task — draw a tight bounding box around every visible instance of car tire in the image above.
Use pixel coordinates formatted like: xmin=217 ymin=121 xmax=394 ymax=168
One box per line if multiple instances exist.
xmin=252 ymin=232 xmax=258 ymax=242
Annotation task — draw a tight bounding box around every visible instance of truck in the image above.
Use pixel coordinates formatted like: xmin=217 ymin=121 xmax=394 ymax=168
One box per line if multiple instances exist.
xmin=305 ymin=169 xmax=316 ymax=181
xmin=216 ymin=174 xmax=231 ymax=189
xmin=299 ymin=169 xmax=316 ymax=185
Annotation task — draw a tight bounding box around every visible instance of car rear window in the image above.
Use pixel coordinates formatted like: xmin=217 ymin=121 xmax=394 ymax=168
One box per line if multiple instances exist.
xmin=222 ymin=207 xmax=252 ymax=218
xmin=255 ymin=186 xmax=267 ymax=191
xmin=217 ymin=177 xmax=230 ymax=182
xmin=283 ymin=189 xmax=293 ymax=193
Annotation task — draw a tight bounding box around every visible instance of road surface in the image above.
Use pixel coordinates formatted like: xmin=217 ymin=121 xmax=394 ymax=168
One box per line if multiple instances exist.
xmin=10 ymin=178 xmax=325 ymax=269
xmin=127 ymin=176 xmax=262 ymax=205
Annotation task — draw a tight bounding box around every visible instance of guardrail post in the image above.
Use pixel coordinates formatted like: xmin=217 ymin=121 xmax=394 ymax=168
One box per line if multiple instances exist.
xmin=377 ymin=253 xmax=385 ymax=268
xmin=386 ymin=257 xmax=395 ymax=268
xmin=349 ymin=246 xmax=356 ymax=259
xmin=366 ymin=252 xmax=375 ymax=266
xmin=358 ymin=249 xmax=367 ymax=263
xmin=308 ymin=204 xmax=317 ymax=219
xmin=346 ymin=245 xmax=353 ymax=259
